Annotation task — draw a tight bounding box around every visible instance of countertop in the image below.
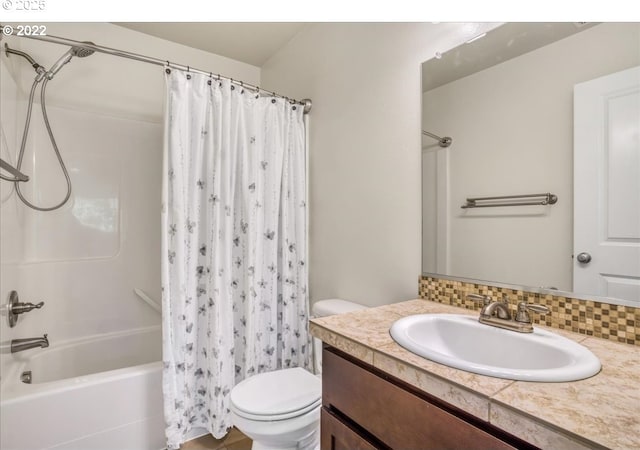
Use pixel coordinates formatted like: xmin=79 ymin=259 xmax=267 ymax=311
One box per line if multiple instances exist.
xmin=310 ymin=299 xmax=640 ymax=450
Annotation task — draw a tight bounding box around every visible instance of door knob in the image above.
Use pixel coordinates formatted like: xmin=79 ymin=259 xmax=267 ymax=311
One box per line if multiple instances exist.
xmin=576 ymin=252 xmax=592 ymax=264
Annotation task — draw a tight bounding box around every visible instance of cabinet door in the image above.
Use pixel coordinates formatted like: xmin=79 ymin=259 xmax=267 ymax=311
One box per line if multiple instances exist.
xmin=321 ymin=409 xmax=379 ymax=450
xmin=323 ymin=348 xmax=521 ymax=450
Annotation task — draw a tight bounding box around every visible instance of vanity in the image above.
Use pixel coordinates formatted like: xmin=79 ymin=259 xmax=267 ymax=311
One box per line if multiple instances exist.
xmin=321 ymin=347 xmax=532 ymax=449
xmin=310 ymin=300 xmax=640 ymax=450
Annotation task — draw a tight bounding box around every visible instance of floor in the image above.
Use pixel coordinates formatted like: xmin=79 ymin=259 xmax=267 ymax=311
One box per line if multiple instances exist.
xmin=179 ymin=428 xmax=252 ymax=450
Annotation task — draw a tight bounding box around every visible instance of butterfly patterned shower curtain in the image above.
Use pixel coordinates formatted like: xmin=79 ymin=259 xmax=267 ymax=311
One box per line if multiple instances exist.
xmin=161 ymin=69 xmax=310 ymax=449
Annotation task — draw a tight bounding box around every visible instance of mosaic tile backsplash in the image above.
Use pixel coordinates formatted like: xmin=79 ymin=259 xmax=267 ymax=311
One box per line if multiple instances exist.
xmin=419 ymin=275 xmax=640 ymax=346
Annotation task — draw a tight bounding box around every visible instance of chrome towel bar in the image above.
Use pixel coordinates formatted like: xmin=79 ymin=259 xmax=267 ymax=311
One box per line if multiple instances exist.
xmin=461 ymin=193 xmax=558 ymax=209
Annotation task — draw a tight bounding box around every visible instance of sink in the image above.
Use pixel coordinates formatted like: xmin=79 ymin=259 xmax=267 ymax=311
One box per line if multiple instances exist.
xmin=389 ymin=314 xmax=601 ymax=382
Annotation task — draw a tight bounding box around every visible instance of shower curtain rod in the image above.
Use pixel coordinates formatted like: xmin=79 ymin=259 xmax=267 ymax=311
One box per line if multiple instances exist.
xmin=422 ymin=130 xmax=452 ymax=148
xmin=2 ymin=31 xmax=312 ymax=113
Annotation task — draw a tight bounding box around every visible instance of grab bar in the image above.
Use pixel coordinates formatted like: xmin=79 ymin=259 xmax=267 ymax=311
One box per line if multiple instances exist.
xmin=461 ymin=193 xmax=558 ymax=209
xmin=0 ymin=158 xmax=29 ymax=182
xmin=134 ymin=288 xmax=161 ymax=313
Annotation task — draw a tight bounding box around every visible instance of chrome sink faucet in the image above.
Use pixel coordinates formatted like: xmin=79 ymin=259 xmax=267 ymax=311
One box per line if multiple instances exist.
xmin=480 ymin=297 xmax=511 ymax=320
xmin=11 ymin=334 xmax=49 ymax=353
xmin=468 ymin=294 xmax=549 ymax=333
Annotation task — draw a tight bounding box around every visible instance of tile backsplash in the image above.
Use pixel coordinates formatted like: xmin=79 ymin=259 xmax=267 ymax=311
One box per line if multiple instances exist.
xmin=419 ymin=275 xmax=639 ymax=346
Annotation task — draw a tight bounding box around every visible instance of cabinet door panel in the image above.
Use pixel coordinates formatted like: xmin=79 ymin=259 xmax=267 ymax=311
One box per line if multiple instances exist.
xmin=323 ymin=348 xmax=517 ymax=450
xmin=321 ymin=409 xmax=379 ymax=450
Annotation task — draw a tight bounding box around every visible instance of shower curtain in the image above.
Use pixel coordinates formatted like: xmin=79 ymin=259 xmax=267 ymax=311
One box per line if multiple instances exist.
xmin=161 ymin=70 xmax=310 ymax=448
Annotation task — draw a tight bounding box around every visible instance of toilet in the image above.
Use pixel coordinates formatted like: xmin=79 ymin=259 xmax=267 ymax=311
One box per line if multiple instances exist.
xmin=230 ymin=299 xmax=368 ymax=450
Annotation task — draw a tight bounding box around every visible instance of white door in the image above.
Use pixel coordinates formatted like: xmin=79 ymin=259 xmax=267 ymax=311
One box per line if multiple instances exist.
xmin=574 ymin=66 xmax=640 ymax=305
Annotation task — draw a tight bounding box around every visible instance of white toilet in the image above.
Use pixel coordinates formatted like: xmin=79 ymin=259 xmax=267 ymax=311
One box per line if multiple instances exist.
xmin=230 ymin=299 xmax=367 ymax=450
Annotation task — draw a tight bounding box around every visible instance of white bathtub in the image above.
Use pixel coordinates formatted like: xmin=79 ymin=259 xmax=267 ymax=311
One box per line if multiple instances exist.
xmin=0 ymin=326 xmax=165 ymax=450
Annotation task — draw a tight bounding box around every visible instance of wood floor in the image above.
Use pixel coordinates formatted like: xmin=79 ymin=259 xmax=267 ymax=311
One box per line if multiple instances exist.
xmin=179 ymin=428 xmax=252 ymax=450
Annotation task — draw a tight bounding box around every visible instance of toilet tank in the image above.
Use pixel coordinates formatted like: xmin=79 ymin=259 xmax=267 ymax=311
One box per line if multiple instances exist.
xmin=311 ymin=299 xmax=368 ymax=374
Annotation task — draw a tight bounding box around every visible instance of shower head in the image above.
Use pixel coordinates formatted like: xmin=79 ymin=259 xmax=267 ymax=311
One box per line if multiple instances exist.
xmin=46 ymin=42 xmax=95 ymax=80
xmin=71 ymin=45 xmax=95 ymax=58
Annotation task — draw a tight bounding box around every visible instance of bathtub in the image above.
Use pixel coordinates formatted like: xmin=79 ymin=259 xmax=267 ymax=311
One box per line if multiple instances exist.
xmin=0 ymin=326 xmax=165 ymax=450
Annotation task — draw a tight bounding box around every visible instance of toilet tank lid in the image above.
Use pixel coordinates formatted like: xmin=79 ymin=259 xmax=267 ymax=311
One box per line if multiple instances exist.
xmin=312 ymin=299 xmax=368 ymax=317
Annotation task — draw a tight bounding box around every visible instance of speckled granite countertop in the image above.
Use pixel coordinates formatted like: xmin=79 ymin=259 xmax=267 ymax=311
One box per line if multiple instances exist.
xmin=310 ymin=299 xmax=640 ymax=450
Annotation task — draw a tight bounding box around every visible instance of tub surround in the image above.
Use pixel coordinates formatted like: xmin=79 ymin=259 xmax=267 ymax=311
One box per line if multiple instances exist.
xmin=310 ymin=299 xmax=640 ymax=450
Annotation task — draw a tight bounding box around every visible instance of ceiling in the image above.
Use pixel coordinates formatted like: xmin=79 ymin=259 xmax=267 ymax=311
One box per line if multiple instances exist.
xmin=116 ymin=22 xmax=307 ymax=67
xmin=422 ymin=22 xmax=598 ymax=92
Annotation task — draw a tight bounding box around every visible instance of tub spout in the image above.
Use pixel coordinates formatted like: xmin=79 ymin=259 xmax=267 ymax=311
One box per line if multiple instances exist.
xmin=11 ymin=334 xmax=49 ymax=353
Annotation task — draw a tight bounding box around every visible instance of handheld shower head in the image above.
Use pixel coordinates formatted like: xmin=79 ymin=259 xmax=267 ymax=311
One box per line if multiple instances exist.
xmin=46 ymin=49 xmax=73 ymax=79
xmin=46 ymin=42 xmax=95 ymax=80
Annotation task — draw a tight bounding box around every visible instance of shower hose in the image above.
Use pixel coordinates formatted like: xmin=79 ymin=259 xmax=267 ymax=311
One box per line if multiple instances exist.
xmin=1 ymin=76 xmax=72 ymax=211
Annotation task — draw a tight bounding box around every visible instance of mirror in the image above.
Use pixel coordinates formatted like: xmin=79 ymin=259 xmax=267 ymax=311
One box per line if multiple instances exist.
xmin=421 ymin=22 xmax=640 ymax=307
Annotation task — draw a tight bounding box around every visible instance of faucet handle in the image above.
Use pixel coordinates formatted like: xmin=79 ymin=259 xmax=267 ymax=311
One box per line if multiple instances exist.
xmin=12 ymin=301 xmax=45 ymax=314
xmin=515 ymin=302 xmax=550 ymax=323
xmin=467 ymin=294 xmax=492 ymax=306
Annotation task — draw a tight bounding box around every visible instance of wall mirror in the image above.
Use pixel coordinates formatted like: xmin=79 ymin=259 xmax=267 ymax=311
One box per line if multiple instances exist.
xmin=421 ymin=22 xmax=640 ymax=307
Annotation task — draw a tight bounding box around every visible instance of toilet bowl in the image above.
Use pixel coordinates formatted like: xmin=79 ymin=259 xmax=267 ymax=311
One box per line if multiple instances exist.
xmin=230 ymin=367 xmax=321 ymax=450
xmin=230 ymin=299 xmax=367 ymax=450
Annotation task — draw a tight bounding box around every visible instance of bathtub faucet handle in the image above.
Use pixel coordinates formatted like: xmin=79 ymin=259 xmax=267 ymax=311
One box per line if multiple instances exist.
xmin=12 ymin=300 xmax=45 ymax=314
xmin=15 ymin=301 xmax=44 ymax=312
xmin=6 ymin=291 xmax=45 ymax=327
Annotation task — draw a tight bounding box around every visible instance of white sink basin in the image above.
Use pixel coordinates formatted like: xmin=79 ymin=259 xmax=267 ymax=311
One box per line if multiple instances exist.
xmin=389 ymin=314 xmax=601 ymax=382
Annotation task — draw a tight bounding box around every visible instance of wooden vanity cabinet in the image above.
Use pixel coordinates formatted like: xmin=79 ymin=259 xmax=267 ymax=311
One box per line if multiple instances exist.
xmin=321 ymin=346 xmax=537 ymax=450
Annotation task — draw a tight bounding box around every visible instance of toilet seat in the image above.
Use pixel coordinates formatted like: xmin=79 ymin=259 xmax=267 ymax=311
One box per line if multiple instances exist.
xmin=232 ymin=397 xmax=322 ymax=421
xmin=230 ymin=367 xmax=321 ymax=422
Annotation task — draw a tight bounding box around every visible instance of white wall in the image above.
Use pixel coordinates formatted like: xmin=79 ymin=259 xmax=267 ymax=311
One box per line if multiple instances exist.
xmin=261 ymin=23 xmax=486 ymax=307
xmin=0 ymin=23 xmax=260 ymax=374
xmin=422 ymin=23 xmax=640 ymax=291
